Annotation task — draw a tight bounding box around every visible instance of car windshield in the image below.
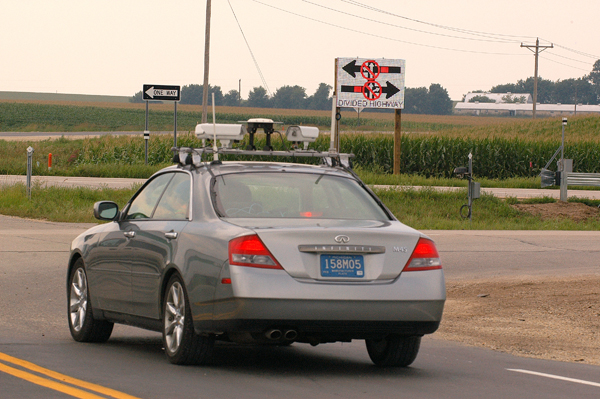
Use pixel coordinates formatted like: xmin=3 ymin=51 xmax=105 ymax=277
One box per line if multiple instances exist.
xmin=213 ymin=172 xmax=390 ymax=220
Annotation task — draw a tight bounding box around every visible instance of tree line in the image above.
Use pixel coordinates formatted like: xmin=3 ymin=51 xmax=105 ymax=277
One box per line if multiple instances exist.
xmin=485 ymin=59 xmax=600 ymax=105
xmin=131 ymin=82 xmax=454 ymax=115
xmin=130 ymin=59 xmax=600 ymax=113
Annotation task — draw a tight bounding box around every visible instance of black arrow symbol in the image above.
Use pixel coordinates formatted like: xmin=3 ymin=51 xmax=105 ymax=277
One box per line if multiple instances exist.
xmin=383 ymin=81 xmax=400 ymax=99
xmin=341 ymin=81 xmax=400 ymax=99
xmin=342 ymin=60 xmax=360 ymax=78
xmin=342 ymin=60 xmax=402 ymax=78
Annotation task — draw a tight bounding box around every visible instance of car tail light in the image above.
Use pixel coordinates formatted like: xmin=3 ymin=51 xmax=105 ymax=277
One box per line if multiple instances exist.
xmin=403 ymin=238 xmax=442 ymax=272
xmin=228 ymin=234 xmax=283 ymax=270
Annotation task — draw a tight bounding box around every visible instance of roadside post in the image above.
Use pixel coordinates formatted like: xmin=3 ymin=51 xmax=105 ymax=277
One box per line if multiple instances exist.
xmin=335 ymin=57 xmax=405 ymax=172
xmin=559 ymin=118 xmax=568 ymax=201
xmin=26 ymin=146 xmax=34 ymax=199
xmin=142 ymin=84 xmax=181 ymax=165
xmin=454 ymin=152 xmax=480 ymax=222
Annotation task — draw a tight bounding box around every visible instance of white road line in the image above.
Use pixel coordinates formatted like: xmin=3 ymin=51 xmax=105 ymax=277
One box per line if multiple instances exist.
xmin=507 ymin=369 xmax=600 ymax=388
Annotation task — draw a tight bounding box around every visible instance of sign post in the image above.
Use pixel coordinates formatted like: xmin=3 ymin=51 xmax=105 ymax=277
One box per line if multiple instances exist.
xmin=142 ymin=84 xmax=181 ymax=164
xmin=336 ymin=58 xmax=405 ymax=173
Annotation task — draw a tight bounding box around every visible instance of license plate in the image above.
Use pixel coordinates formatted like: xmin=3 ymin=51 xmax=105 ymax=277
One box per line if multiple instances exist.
xmin=321 ymin=254 xmax=364 ymax=278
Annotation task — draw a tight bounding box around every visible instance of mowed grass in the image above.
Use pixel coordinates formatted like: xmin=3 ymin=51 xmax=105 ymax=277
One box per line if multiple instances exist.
xmin=0 ymin=183 xmax=136 ymax=223
xmin=2 ymin=182 xmax=600 ymax=230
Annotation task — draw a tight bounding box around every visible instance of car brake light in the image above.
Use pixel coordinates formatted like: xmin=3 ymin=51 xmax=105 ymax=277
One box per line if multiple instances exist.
xmin=300 ymin=211 xmax=323 ymax=218
xmin=403 ymin=238 xmax=442 ymax=272
xmin=228 ymin=234 xmax=283 ymax=269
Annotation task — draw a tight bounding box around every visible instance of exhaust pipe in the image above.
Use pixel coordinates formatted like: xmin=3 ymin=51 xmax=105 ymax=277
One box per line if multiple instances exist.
xmin=284 ymin=330 xmax=297 ymax=341
xmin=265 ymin=329 xmax=282 ymax=340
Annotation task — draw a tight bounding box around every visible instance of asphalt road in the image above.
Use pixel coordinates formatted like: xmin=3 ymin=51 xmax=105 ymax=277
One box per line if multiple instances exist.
xmin=1 ymin=215 xmax=599 ymax=398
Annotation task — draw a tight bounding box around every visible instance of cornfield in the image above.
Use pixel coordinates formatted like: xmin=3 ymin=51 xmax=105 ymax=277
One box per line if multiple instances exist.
xmin=72 ymin=132 xmax=600 ymax=179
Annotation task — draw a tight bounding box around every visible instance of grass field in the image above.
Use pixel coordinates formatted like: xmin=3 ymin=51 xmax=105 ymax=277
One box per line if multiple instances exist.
xmin=2 ymin=99 xmax=600 ymax=178
xmin=0 ymin=99 xmax=524 ymax=133
xmin=2 ymin=182 xmax=599 ymax=230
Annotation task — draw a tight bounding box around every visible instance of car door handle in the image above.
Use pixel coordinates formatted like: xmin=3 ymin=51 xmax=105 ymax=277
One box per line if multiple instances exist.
xmin=123 ymin=231 xmax=136 ymax=238
xmin=165 ymin=231 xmax=178 ymax=240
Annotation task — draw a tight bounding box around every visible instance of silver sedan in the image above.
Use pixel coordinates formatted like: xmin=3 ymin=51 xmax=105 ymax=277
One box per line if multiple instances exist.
xmin=67 ymin=160 xmax=445 ymax=367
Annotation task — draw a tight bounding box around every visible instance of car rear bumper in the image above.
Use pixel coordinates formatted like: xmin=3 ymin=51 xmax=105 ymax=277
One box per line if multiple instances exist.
xmin=190 ymin=266 xmax=445 ymax=338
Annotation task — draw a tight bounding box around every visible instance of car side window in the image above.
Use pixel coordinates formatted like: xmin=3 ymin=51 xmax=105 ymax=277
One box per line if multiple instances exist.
xmin=125 ymin=173 xmax=173 ymax=220
xmin=153 ymin=173 xmax=191 ymax=220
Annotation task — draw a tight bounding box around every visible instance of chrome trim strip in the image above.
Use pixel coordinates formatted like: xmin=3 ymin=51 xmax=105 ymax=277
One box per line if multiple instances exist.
xmin=298 ymin=245 xmax=386 ymax=254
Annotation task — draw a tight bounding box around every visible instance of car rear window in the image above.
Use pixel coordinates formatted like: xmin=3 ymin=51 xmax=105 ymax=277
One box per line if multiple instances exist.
xmin=213 ymin=172 xmax=389 ymax=220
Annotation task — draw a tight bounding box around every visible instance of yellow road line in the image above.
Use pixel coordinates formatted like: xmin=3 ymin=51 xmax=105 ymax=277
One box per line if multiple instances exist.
xmin=0 ymin=352 xmax=142 ymax=399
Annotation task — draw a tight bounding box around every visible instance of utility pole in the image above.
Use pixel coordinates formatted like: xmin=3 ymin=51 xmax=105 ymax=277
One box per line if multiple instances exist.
xmin=521 ymin=38 xmax=553 ymax=119
xmin=201 ymin=0 xmax=212 ymax=123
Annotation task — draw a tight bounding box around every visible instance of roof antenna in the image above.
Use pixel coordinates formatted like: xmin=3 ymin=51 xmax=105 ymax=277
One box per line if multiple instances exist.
xmin=212 ymin=92 xmax=218 ymax=161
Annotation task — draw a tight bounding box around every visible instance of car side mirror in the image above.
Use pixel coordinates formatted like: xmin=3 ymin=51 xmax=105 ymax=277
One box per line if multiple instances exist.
xmin=93 ymin=201 xmax=119 ymax=221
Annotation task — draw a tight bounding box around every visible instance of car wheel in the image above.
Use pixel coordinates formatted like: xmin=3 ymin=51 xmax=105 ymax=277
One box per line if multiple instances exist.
xmin=68 ymin=258 xmax=113 ymax=342
xmin=162 ymin=275 xmax=214 ymax=365
xmin=365 ymin=335 xmax=421 ymax=367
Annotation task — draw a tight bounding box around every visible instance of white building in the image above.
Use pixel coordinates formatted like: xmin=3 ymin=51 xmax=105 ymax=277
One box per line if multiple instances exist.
xmin=455 ymin=92 xmax=600 ymax=116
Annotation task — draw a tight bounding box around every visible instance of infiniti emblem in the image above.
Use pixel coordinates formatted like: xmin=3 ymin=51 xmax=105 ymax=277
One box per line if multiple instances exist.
xmin=334 ymin=235 xmax=350 ymax=244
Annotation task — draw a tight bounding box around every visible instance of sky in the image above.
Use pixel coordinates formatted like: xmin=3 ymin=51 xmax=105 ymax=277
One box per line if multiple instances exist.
xmin=2 ymin=0 xmax=599 ymax=101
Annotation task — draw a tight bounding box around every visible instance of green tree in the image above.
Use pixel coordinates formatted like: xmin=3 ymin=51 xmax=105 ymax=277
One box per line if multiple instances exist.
xmin=180 ymin=84 xmax=223 ymax=105
xmin=271 ymin=85 xmax=307 ymax=109
xmin=405 ymin=84 xmax=452 ymax=115
xmin=428 ymin=84 xmax=453 ymax=115
xmin=404 ymin=87 xmax=429 ymax=114
xmin=246 ymin=86 xmax=271 ymax=108
xmin=469 ymin=95 xmax=495 ymax=103
xmin=306 ymin=83 xmax=332 ymax=110
xmin=222 ymin=89 xmax=241 ymax=106
xmin=588 ymin=59 xmax=600 ymax=86
xmin=501 ymin=94 xmax=526 ymax=103
xmin=553 ymin=78 xmax=596 ymax=104
xmin=130 ymin=90 xmax=144 ymax=103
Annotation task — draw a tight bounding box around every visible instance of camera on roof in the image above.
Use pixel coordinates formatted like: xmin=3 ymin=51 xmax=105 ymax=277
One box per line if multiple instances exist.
xmin=285 ymin=126 xmax=319 ymax=150
xmin=195 ymin=123 xmax=247 ymax=148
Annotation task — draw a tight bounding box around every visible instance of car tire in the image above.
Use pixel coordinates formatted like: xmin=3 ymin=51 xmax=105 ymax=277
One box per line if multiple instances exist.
xmin=68 ymin=258 xmax=114 ymax=343
xmin=162 ymin=274 xmax=214 ymax=365
xmin=365 ymin=335 xmax=421 ymax=367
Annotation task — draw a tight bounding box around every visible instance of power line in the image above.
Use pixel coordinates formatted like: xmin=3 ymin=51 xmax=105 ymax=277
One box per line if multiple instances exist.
xmin=252 ymin=0 xmax=524 ymax=56
xmin=339 ymin=1 xmax=598 ymax=65
xmin=301 ymin=0 xmax=517 ymax=44
xmin=227 ymin=0 xmax=272 ymax=96
xmin=340 ymin=0 xmax=537 ymax=42
xmin=540 ymin=55 xmax=592 ymax=73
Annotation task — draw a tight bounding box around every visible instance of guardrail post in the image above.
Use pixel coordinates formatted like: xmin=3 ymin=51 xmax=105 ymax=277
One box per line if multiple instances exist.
xmin=560 ymin=171 xmax=568 ymax=202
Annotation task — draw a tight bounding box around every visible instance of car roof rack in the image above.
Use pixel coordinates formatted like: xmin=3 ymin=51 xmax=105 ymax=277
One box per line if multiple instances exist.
xmin=172 ymin=146 xmax=354 ymax=169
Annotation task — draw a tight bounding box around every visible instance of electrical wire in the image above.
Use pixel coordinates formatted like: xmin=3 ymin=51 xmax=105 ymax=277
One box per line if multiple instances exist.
xmin=300 ymin=0 xmax=516 ymax=44
xmin=227 ymin=0 xmax=272 ymax=96
xmin=549 ymin=43 xmax=600 ymax=60
xmin=251 ymin=0 xmax=524 ymax=56
xmin=539 ymin=55 xmax=592 ymax=73
xmin=341 ymin=0 xmax=537 ymax=42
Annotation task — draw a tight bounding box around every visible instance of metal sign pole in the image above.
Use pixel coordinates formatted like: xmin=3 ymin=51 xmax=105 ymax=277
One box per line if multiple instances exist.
xmin=144 ymin=100 xmax=149 ymax=165
xmin=393 ymin=109 xmax=402 ymax=174
xmin=174 ymin=101 xmax=178 ymax=148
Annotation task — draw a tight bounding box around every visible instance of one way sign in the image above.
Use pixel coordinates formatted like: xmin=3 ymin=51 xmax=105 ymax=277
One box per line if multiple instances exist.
xmin=143 ymin=84 xmax=181 ymax=101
